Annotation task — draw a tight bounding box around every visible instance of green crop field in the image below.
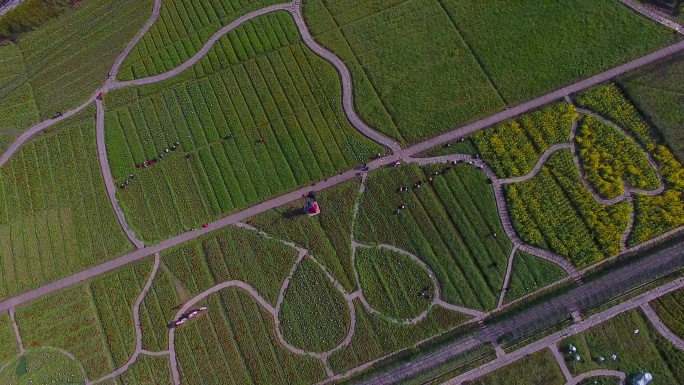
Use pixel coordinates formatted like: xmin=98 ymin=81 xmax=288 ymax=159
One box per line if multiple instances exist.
xmin=251 ymin=179 xmax=360 ymax=292
xmin=161 ymin=224 xmax=299 ymax=304
xmin=355 ymin=163 xmax=512 ymax=311
xmin=0 ymin=349 xmax=86 ymax=384
xmin=506 ymin=151 xmax=630 ymax=267
xmin=117 ymin=354 xmax=171 ymax=385
xmin=505 ymin=252 xmax=568 ymax=303
xmin=619 ymin=52 xmax=684 ymax=161
xmin=473 ymin=103 xmax=576 ymax=178
xmin=0 ymin=107 xmax=133 ymax=301
xmin=575 ymin=84 xmax=684 ymax=246
xmin=279 ymin=258 xmax=350 ymax=353
xmin=174 ymin=287 xmax=326 ymax=385
xmin=302 ymin=0 xmax=673 ymax=143
xmin=418 ymin=136 xmax=478 ymax=157
xmin=651 ymin=288 xmax=684 ymax=339
xmin=138 ymin=267 xmax=182 ymax=352
xmin=0 ymin=0 xmax=153 ymax=134
xmin=327 ymin=301 xmax=470 ymax=375
xmin=118 ymin=0 xmax=284 ymax=80
xmin=560 ymin=309 xmax=684 ymax=383
xmin=468 ymin=349 xmax=565 ymax=385
xmin=0 ymin=311 xmax=18 ymax=365
xmin=355 ymin=247 xmax=433 ymax=320
xmin=106 ymin=11 xmax=382 ymax=244
xmin=575 ymin=115 xmax=660 ymax=199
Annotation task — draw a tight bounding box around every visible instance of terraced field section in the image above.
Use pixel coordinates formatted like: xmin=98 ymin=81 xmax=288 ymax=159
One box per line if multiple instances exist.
xmin=106 ymin=11 xmax=382 ymax=243
xmin=466 ymin=349 xmax=565 ymax=385
xmin=651 ymin=287 xmax=684 ymax=339
xmin=505 ymin=252 xmax=568 ymax=303
xmin=118 ymin=0 xmax=285 ymax=80
xmin=250 ymin=179 xmax=359 ymax=292
xmin=575 ymin=84 xmax=684 ymax=246
xmin=0 ymin=0 xmax=153 ymax=133
xmin=355 ymin=163 xmax=512 ymax=311
xmin=560 ymin=309 xmax=684 ymax=383
xmin=0 ymin=108 xmax=133 ymax=300
xmin=302 ymin=0 xmax=674 ymax=143
xmin=13 ymin=257 xmax=159 ymax=381
xmin=173 ymin=287 xmax=326 ymax=385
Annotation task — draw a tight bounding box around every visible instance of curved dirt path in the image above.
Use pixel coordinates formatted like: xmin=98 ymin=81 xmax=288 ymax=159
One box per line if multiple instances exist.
xmin=8 ymin=307 xmax=24 ymax=355
xmin=565 ymin=369 xmax=626 ymax=385
xmin=640 ymin=302 xmax=684 ymax=350
xmin=95 ymin=99 xmax=145 ymax=249
xmin=93 ymin=252 xmax=161 ymax=384
xmin=497 ymin=245 xmax=519 ymax=309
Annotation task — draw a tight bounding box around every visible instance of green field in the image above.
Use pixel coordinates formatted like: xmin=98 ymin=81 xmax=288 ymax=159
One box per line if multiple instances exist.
xmin=575 ymin=115 xmax=660 ymax=199
xmin=355 ymin=163 xmax=512 ymax=311
xmin=251 ymin=179 xmax=360 ymax=292
xmin=117 ymin=354 xmax=171 ymax=385
xmin=106 ymin=11 xmax=382 ymax=244
xmin=279 ymin=258 xmax=350 ymax=353
xmin=138 ymin=267 xmax=182 ymax=352
xmin=0 ymin=311 xmax=18 ymax=365
xmin=651 ymin=288 xmax=684 ymax=339
xmin=505 ymin=252 xmax=568 ymax=303
xmin=302 ymin=0 xmax=673 ymax=143
xmin=506 ymin=151 xmax=630 ymax=267
xmin=355 ymin=247 xmax=433 ymax=320
xmin=327 ymin=301 xmax=470 ymax=374
xmin=174 ymin=287 xmax=326 ymax=385
xmin=473 ymin=103 xmax=576 ymax=178
xmin=0 ymin=349 xmax=86 ymax=385
xmin=560 ymin=309 xmax=684 ymax=383
xmin=418 ymin=136 xmax=478 ymax=157
xmin=0 ymin=0 xmax=153 ymax=133
xmin=118 ymin=0 xmax=285 ymax=80
xmin=468 ymin=349 xmax=565 ymax=385
xmin=161 ymin=224 xmax=299 ymax=304
xmin=0 ymin=108 xmax=133 ymax=301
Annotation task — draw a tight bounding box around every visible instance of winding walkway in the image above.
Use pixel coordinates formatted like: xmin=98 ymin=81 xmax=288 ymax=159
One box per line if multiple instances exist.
xmin=565 ymin=370 xmax=626 ymax=385
xmin=640 ymin=302 xmax=684 ymax=350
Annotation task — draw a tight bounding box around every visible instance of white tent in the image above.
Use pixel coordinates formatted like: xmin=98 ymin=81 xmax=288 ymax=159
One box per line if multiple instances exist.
xmin=632 ymin=372 xmax=653 ymax=385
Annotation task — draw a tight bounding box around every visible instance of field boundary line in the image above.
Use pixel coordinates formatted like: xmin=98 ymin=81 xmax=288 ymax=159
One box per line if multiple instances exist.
xmin=8 ymin=307 xmax=24 ymax=354
xmin=496 ymin=245 xmax=518 ymax=309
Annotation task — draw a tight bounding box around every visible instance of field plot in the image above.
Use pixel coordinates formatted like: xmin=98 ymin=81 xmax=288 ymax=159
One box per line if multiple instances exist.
xmin=473 ymin=103 xmax=576 ymax=178
xmin=0 ymin=0 xmax=153 ymax=131
xmin=327 ymin=301 xmax=470 ymax=375
xmin=0 ymin=349 xmax=86 ymax=384
xmin=575 ymin=84 xmax=684 ymax=245
xmin=161 ymin=225 xmax=299 ymax=304
xmin=279 ymin=258 xmax=350 ymax=353
xmin=117 ymin=354 xmax=171 ymax=385
xmin=575 ymin=115 xmax=660 ymax=199
xmin=559 ymin=309 xmax=684 ymax=383
xmin=467 ymin=349 xmax=565 ymax=385
xmin=418 ymin=136 xmax=478 ymax=157
xmin=251 ymin=179 xmax=359 ymax=292
xmin=107 ymin=11 xmax=383 ymax=243
xmin=505 ymin=151 xmax=630 ymax=267
xmin=620 ymin=52 xmax=684 ymax=161
xmin=0 ymin=107 xmax=133 ymax=300
xmin=505 ymin=252 xmax=568 ymax=303
xmin=138 ymin=267 xmax=182 ymax=352
xmin=651 ymin=288 xmax=684 ymax=339
xmin=0 ymin=311 xmax=18 ymax=364
xmin=355 ymin=247 xmax=433 ymax=320
xmin=355 ymin=163 xmax=511 ymax=311
xmin=118 ymin=0 xmax=284 ymax=80
xmin=174 ymin=287 xmax=326 ymax=385
xmin=302 ymin=0 xmax=672 ymax=143
xmin=302 ymin=0 xmax=504 ymax=143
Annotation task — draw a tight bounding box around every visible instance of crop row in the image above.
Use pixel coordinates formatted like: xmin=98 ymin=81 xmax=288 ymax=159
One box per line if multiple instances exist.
xmin=651 ymin=288 xmax=684 ymax=340
xmin=118 ymin=354 xmax=171 ymax=385
xmin=505 ymin=151 xmax=630 ymax=267
xmin=174 ymin=288 xmax=326 ymax=385
xmin=250 ymin=179 xmax=360 ymax=292
xmin=505 ymin=251 xmax=567 ymax=303
xmin=473 ymin=103 xmax=577 ymax=178
xmin=575 ymin=115 xmax=659 ymax=199
xmin=119 ymin=0 xmax=284 ymax=80
xmin=279 ymin=258 xmax=350 ymax=353
xmin=355 ymin=247 xmax=432 ymax=320
xmin=355 ymin=163 xmax=512 ymax=311
xmin=0 ymin=109 xmax=132 ymax=300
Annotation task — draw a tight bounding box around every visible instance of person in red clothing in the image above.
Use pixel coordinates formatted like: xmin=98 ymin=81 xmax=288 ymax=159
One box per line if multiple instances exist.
xmin=203 ymin=223 xmax=209 ymax=228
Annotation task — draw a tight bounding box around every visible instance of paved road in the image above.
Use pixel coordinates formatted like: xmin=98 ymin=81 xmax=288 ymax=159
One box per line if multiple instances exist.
xmin=354 ymin=239 xmax=684 ymax=385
